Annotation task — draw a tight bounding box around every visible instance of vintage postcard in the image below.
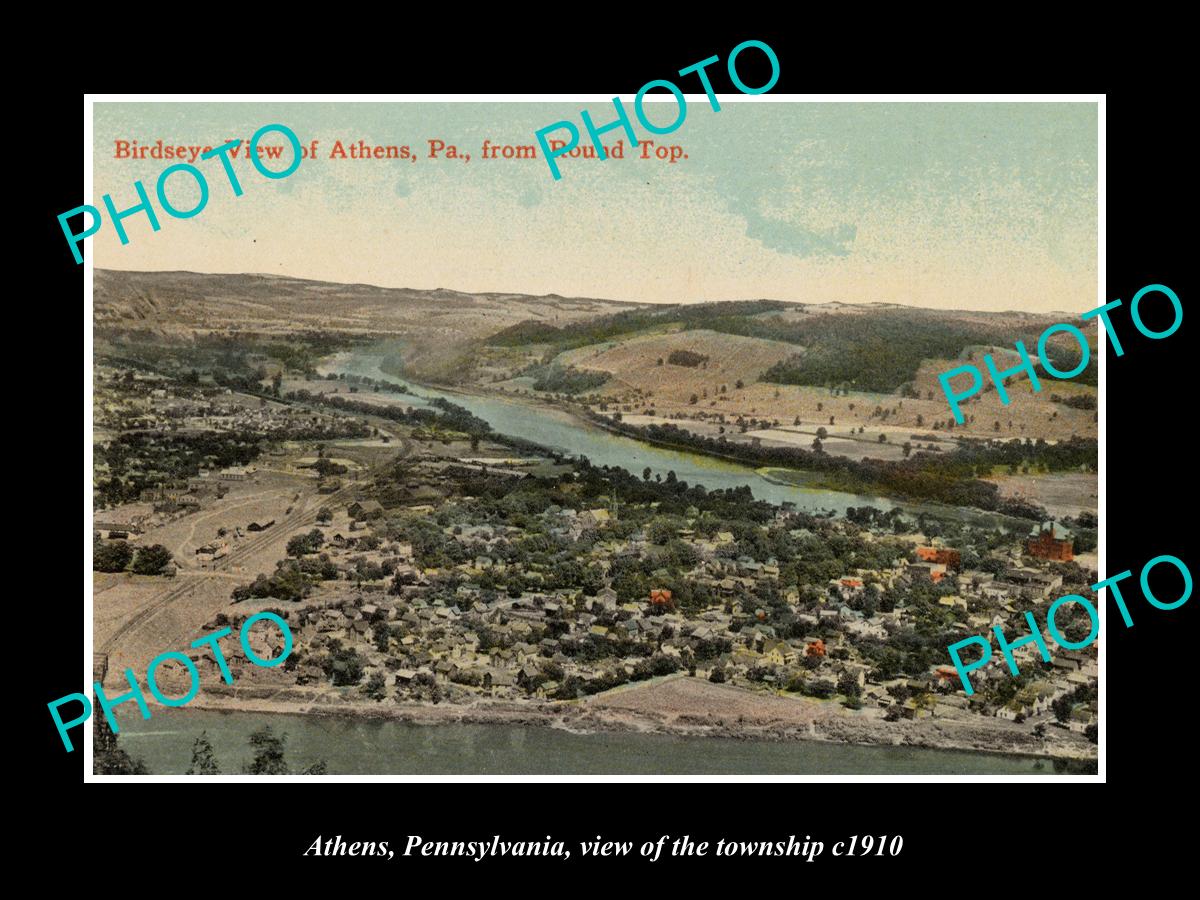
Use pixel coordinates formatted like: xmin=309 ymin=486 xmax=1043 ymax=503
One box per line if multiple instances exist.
xmin=86 ymin=98 xmax=1099 ymax=776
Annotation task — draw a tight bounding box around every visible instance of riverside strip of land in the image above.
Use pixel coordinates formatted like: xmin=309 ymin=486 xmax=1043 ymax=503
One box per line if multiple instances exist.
xmin=180 ymin=674 xmax=1091 ymax=761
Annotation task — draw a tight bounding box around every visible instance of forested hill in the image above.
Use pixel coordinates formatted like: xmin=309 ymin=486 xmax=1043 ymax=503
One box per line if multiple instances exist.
xmin=488 ymin=302 xmax=1094 ymax=393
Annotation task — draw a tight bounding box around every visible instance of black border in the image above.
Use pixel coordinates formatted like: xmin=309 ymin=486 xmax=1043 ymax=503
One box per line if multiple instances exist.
xmin=32 ymin=30 xmax=1192 ymax=884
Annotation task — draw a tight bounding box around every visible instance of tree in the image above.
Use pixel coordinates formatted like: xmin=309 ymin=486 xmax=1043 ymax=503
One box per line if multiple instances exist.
xmin=243 ymin=726 xmax=290 ymax=774
xmin=131 ymin=544 xmax=173 ymax=575
xmin=330 ymin=648 xmax=365 ymax=686
xmin=837 ymin=672 xmax=861 ymax=699
xmin=186 ymin=731 xmax=221 ymax=775
xmin=812 ymin=438 xmax=823 ymax=452
xmin=1052 ymin=695 xmax=1074 ymax=724
xmin=95 ymin=540 xmax=134 ymax=572
xmin=95 ymin=746 xmax=149 ymax=775
xmin=1032 ymin=723 xmax=1046 ymax=740
xmin=286 ymin=528 xmax=325 ymax=558
xmin=642 ymin=466 xmax=651 ymax=481
xmin=363 ymin=671 xmax=387 ymax=700
xmin=316 ymin=507 xmax=332 ymax=524
xmin=878 ymin=433 xmax=887 ymax=443
xmin=735 ymin=379 xmax=745 ymax=390
xmin=816 ymin=427 xmax=828 ymax=440
xmin=902 ymin=441 xmax=912 ymax=458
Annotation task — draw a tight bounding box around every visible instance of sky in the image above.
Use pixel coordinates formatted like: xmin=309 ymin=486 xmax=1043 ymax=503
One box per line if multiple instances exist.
xmin=91 ymin=101 xmax=1098 ymax=312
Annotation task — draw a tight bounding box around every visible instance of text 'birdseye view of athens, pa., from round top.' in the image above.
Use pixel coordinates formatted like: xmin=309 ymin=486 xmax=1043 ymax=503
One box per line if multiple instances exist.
xmin=84 ymin=98 xmax=1100 ymax=776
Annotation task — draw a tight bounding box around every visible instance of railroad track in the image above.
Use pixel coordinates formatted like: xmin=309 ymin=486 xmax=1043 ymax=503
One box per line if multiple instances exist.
xmin=99 ymin=432 xmax=411 ymax=655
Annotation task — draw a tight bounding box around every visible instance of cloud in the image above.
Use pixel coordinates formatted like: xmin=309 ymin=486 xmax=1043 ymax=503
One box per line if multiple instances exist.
xmin=742 ymin=212 xmax=857 ymax=257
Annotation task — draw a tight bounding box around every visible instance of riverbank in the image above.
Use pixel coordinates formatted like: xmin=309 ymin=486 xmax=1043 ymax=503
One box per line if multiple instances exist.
xmin=183 ymin=676 xmax=1094 ymax=765
xmin=354 ymin=354 xmax=1051 ymax=530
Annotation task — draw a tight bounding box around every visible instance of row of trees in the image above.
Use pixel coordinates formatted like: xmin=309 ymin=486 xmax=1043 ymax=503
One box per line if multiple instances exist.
xmin=94 ymin=541 xmax=174 ymax=575
xmin=596 ymin=414 xmax=1096 ymax=516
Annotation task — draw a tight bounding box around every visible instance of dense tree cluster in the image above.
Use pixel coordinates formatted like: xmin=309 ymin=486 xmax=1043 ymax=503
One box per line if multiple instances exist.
xmin=594 ymin=414 xmax=1095 ymax=516
xmin=527 ymin=365 xmax=610 ymax=394
xmin=487 ymin=301 xmax=790 ymax=350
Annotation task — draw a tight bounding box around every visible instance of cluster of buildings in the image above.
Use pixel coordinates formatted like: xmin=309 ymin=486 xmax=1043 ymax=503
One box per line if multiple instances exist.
xmin=95 ymin=369 xmax=360 ymax=438
xmin=254 ymin=489 xmax=1095 ymax=732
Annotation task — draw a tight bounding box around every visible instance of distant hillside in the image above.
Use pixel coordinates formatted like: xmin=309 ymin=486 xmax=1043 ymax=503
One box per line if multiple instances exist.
xmin=487 ymin=300 xmax=1092 ymax=394
xmin=94 ymin=271 xmax=1095 ymax=394
xmin=94 ymin=269 xmax=646 ymax=379
xmin=94 ymin=269 xmax=641 ymax=339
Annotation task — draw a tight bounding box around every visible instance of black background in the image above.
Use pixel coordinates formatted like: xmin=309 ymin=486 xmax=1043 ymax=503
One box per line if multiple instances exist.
xmin=30 ymin=25 xmax=1191 ymax=886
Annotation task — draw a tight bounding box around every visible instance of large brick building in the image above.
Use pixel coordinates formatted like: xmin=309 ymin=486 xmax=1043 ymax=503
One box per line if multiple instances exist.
xmin=1026 ymin=520 xmax=1074 ymax=562
xmin=917 ymin=546 xmax=962 ymax=570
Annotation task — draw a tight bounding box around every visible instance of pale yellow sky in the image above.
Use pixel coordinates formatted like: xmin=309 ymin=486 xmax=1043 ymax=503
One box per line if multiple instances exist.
xmin=92 ymin=102 xmax=1098 ymax=312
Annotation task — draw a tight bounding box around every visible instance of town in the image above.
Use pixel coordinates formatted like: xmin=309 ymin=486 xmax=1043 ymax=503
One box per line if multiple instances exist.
xmin=93 ymin=352 xmax=1098 ymax=771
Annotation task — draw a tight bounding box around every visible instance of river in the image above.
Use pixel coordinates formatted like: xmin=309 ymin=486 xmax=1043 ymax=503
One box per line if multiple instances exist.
xmin=120 ymin=711 xmax=1051 ymax=775
xmin=327 ymin=351 xmax=1029 ymax=530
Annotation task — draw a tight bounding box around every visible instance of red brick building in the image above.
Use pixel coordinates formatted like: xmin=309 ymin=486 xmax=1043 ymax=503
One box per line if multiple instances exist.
xmin=916 ymin=546 xmax=963 ymax=570
xmin=1026 ymin=521 xmax=1074 ymax=562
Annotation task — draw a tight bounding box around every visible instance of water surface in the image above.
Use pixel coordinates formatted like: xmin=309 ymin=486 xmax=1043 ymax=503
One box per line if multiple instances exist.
xmin=121 ymin=710 xmax=1051 ymax=775
xmin=328 ymin=352 xmax=1027 ymax=530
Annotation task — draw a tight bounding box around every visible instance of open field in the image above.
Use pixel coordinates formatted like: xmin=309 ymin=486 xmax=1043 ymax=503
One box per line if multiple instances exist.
xmin=616 ymin=413 xmax=948 ymax=463
xmin=554 ymin=329 xmax=797 ymax=395
xmin=983 ymin=471 xmax=1098 ymax=519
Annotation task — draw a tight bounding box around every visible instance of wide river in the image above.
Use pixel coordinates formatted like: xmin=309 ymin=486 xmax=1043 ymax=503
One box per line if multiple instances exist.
xmin=121 ymin=710 xmax=1051 ymax=775
xmin=118 ymin=352 xmax=1046 ymax=775
xmin=328 ymin=352 xmax=1029 ymax=528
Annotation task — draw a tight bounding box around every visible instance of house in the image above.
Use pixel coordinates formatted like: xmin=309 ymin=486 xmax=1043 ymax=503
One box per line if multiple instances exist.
xmin=348 ymin=500 xmax=384 ymax=520
xmin=834 ymin=577 xmax=865 ymax=601
xmin=916 ymin=546 xmax=962 ymax=570
xmin=95 ymin=521 xmax=142 ymax=539
xmin=195 ymin=541 xmax=228 ymax=561
xmin=1026 ymin=520 xmax=1074 ymax=561
xmin=483 ymin=668 xmax=516 ymax=692
xmin=908 ymin=562 xmax=947 ymax=583
xmin=648 ymin=588 xmax=673 ymax=609
xmin=762 ymin=640 xmax=798 ymax=666
xmin=578 ymin=508 xmax=612 ymax=530
xmin=932 ymin=665 xmax=961 ymax=685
